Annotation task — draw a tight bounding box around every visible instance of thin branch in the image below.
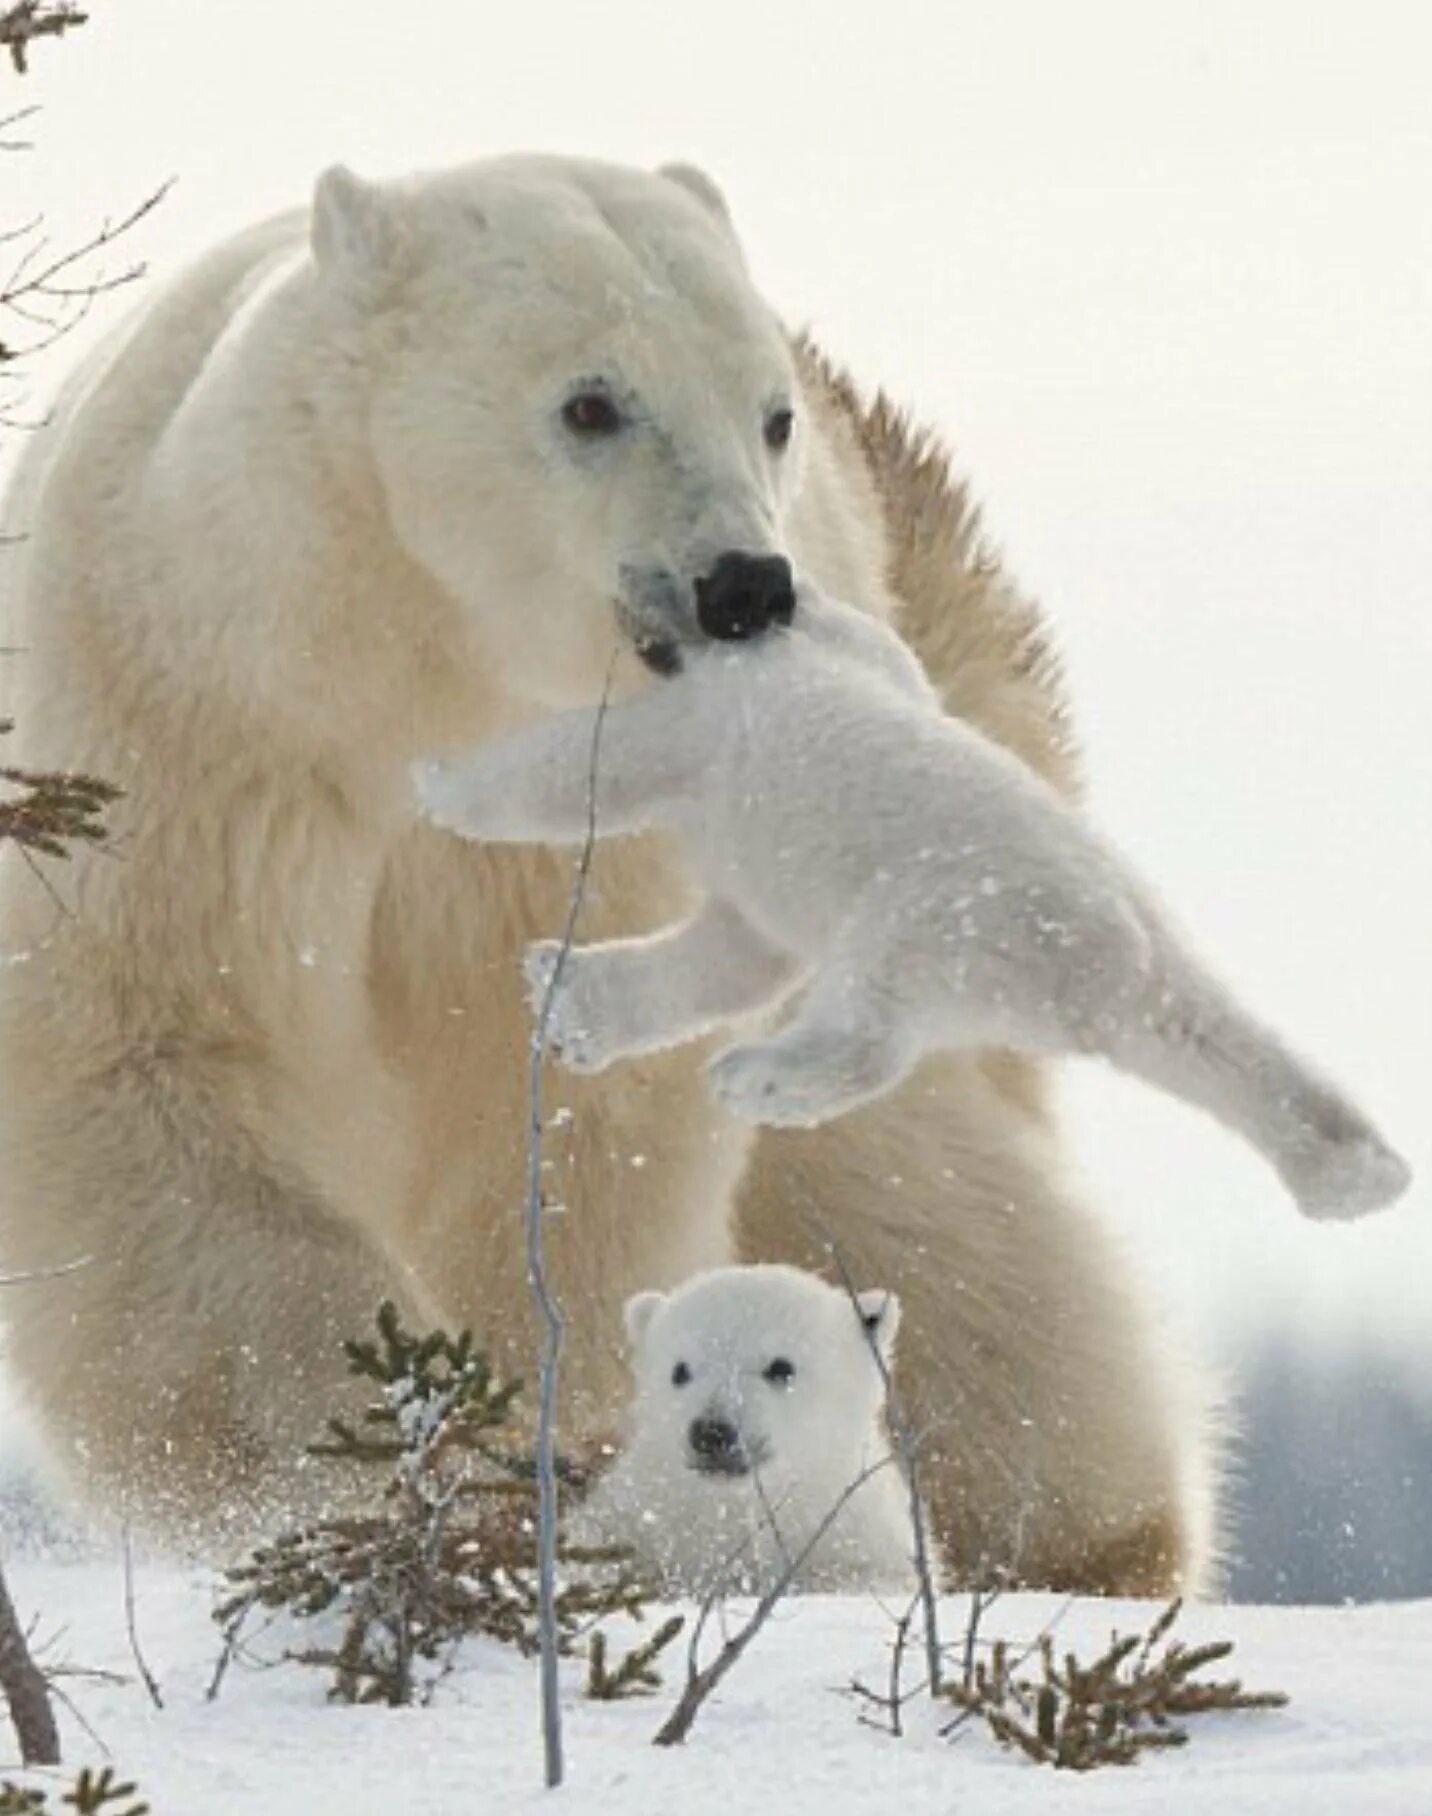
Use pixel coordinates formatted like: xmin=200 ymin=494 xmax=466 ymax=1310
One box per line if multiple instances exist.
xmin=805 ymin=1215 xmax=944 ymax=1697
xmin=523 ymin=649 xmax=618 ymax=1789
xmin=120 ymin=1533 xmax=163 ymax=1712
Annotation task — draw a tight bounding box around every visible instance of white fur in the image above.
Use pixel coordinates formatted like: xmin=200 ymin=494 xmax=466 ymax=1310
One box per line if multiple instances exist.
xmin=575 ymin=1265 xmax=917 ymax=1593
xmin=417 ymin=585 xmax=1410 ymax=1222
xmin=0 ymin=149 xmax=1214 ymax=1588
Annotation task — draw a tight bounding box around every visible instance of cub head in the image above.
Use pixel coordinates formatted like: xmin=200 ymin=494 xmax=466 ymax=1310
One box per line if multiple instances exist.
xmin=309 ymin=155 xmax=804 ymax=710
xmin=622 ymin=1263 xmax=900 ymax=1486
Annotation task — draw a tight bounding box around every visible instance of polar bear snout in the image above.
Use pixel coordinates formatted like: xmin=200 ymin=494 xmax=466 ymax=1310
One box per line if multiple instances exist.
xmin=688 ymin=1412 xmax=766 ymax=1476
xmin=694 ymin=551 xmax=795 ymax=642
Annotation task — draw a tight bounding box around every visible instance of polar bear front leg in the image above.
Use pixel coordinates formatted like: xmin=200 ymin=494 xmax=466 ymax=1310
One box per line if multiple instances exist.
xmin=710 ymin=962 xmax=918 ymax=1127
xmin=525 ymin=897 xmax=800 ymax=1073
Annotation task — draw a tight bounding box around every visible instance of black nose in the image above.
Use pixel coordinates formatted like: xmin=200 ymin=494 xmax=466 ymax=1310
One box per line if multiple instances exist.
xmin=694 ymin=552 xmax=795 ymax=642
xmin=689 ymin=1415 xmax=740 ymax=1460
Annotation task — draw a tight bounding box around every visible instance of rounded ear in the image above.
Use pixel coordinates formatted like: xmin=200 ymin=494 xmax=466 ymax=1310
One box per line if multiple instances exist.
xmin=311 ymin=164 xmax=408 ymax=300
xmin=856 ymin=1289 xmax=901 ymax=1360
xmin=623 ymin=1290 xmax=667 ymax=1350
xmin=657 ymin=162 xmax=734 ymax=229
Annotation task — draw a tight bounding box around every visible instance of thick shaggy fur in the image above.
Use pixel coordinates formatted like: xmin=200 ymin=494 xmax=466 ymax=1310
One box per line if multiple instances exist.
xmin=0 ymin=154 xmax=1215 ymax=1588
xmin=576 ymin=1265 xmax=917 ymax=1594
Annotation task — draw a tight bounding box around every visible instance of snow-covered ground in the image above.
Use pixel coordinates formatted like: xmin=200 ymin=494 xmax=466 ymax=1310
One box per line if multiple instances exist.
xmin=2 ymin=1558 xmax=1430 ymax=1813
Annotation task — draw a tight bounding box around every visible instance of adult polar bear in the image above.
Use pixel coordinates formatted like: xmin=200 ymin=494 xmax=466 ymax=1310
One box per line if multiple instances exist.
xmin=0 ymin=155 xmax=1213 ymax=1590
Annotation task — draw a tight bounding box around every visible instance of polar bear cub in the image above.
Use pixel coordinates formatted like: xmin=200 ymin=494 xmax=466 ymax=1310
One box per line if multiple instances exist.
xmin=573 ymin=1265 xmax=918 ymax=1594
xmin=415 ymin=586 xmax=1409 ymax=1221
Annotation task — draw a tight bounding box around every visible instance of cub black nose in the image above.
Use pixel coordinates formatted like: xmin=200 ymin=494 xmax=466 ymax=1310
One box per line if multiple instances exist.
xmin=689 ymin=1415 xmax=741 ymax=1460
xmin=694 ymin=552 xmax=795 ymax=642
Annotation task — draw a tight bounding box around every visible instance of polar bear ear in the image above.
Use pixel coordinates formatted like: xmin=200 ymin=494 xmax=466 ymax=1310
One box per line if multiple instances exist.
xmin=657 ymin=162 xmax=734 ymax=230
xmin=856 ymin=1289 xmax=901 ymax=1360
xmin=311 ymin=164 xmax=408 ymax=301
xmin=623 ymin=1290 xmax=667 ymax=1350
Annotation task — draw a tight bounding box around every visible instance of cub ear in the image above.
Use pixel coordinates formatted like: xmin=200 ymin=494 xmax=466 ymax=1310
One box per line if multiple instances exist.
xmin=855 ymin=1289 xmax=901 ymax=1361
xmin=658 ymin=162 xmax=735 ymax=230
xmin=311 ymin=164 xmax=408 ymax=300
xmin=623 ymin=1290 xmax=667 ymax=1350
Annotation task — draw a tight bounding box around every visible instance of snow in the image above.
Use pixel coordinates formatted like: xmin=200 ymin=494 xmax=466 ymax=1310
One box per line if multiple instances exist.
xmin=3 ymin=1556 xmax=1430 ymax=1813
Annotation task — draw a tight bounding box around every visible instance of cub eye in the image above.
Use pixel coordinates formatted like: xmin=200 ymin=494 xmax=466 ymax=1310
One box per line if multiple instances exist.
xmin=671 ymin=1361 xmax=692 ymax=1387
xmin=763 ymin=1357 xmax=795 ymax=1386
xmin=763 ymin=407 xmax=794 ymax=452
xmin=562 ymin=390 xmax=624 ymax=438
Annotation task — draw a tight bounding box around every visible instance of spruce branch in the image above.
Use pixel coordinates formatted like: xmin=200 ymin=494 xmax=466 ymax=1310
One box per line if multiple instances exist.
xmin=585 ymin=1615 xmax=685 ymax=1701
xmin=214 ymin=1302 xmax=663 ymax=1711
xmin=0 ymin=1767 xmax=148 ymax=1814
xmin=0 ymin=3 xmax=86 ymax=76
xmin=941 ymin=1598 xmax=1288 ymax=1770
xmin=0 ymin=732 xmax=120 ymax=862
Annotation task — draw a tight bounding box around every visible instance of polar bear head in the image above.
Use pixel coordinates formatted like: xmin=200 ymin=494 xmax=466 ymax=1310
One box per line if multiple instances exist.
xmin=309 ymin=155 xmax=804 ymax=709
xmin=622 ymin=1263 xmax=900 ymax=1491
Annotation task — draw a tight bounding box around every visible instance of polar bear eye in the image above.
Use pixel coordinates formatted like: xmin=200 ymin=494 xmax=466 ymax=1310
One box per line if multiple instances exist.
xmin=562 ymin=390 xmax=625 ymax=439
xmin=671 ymin=1361 xmax=692 ymax=1387
xmin=763 ymin=407 xmax=794 ymax=452
xmin=763 ymin=1357 xmax=796 ymax=1386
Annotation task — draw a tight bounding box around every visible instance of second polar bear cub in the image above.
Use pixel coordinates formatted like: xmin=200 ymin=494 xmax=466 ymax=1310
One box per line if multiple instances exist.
xmin=416 ymin=586 xmax=1409 ymax=1221
xmin=575 ymin=1265 xmax=918 ymax=1594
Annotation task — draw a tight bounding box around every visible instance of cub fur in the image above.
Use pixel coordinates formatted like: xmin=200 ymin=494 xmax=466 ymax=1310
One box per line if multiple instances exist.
xmin=576 ymin=1264 xmax=917 ymax=1593
xmin=417 ymin=585 xmax=1409 ymax=1222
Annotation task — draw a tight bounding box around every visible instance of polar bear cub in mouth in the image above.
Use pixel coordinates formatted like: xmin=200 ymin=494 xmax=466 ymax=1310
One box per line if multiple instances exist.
xmin=415 ymin=585 xmax=1409 ymax=1222
xmin=573 ymin=1264 xmax=918 ymax=1595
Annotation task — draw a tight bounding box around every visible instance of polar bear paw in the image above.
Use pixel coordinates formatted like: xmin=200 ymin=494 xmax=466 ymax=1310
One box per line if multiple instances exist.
xmin=522 ymin=941 xmax=612 ymax=1074
xmin=707 ymin=1040 xmax=849 ymax=1128
xmin=1285 ymin=1132 xmax=1412 ymax=1221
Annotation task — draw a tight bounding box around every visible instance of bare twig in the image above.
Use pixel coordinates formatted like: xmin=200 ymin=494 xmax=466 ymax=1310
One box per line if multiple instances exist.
xmin=805 ymin=1215 xmax=944 ymax=1696
xmin=523 ymin=651 xmax=618 ymax=1789
xmin=847 ymin=1591 xmax=922 ymax=1737
xmin=119 ymin=1533 xmax=162 ymax=1712
xmin=0 ymin=1558 xmax=59 ymax=1765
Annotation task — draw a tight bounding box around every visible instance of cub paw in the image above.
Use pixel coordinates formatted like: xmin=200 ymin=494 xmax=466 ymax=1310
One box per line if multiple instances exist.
xmin=1288 ymin=1133 xmax=1412 ymax=1221
xmin=707 ymin=1041 xmax=843 ymax=1128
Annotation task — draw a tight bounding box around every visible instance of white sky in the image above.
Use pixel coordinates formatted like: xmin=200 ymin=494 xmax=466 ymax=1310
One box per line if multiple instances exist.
xmin=7 ymin=0 xmax=1431 ymax=1375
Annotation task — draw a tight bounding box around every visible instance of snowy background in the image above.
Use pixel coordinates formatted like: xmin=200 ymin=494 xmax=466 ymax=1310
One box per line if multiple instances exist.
xmin=2 ymin=0 xmax=1429 ymax=1603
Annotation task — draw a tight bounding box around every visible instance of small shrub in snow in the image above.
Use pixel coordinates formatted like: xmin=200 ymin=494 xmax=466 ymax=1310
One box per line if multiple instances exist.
xmin=214 ymin=1303 xmax=681 ymax=1706
xmin=943 ymin=1598 xmax=1288 ymax=1769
